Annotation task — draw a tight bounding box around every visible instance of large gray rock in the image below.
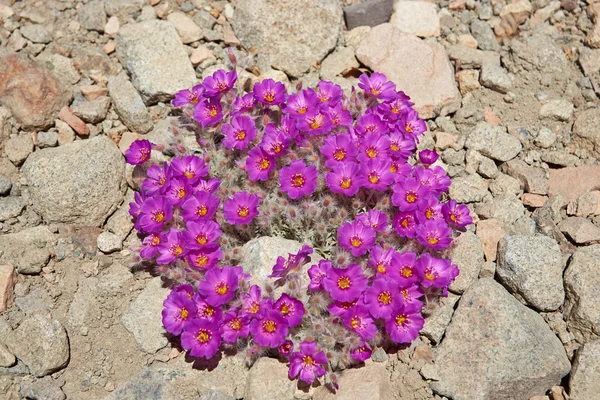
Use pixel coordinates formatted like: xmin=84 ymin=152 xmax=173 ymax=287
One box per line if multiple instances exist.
xmin=108 ymin=74 xmax=153 ymax=133
xmin=313 ymin=361 xmax=392 ymax=400
xmin=431 ymin=279 xmax=570 ymax=400
xmin=449 ymin=232 xmax=484 ymax=293
xmin=4 ymin=315 xmax=70 ymax=377
xmin=232 ymin=0 xmax=342 ymax=78
xmin=558 ymin=216 xmax=600 ymax=244
xmin=356 ymin=23 xmax=461 ymax=119
xmin=78 ymin=0 xmax=106 ymax=32
xmin=573 ymin=108 xmax=600 ymax=158
xmin=496 ymin=236 xmax=564 ymax=311
xmin=421 ymin=292 xmax=460 ymax=344
xmin=116 ymin=20 xmax=197 ymax=105
xmin=0 ymin=196 xmax=24 ymax=222
xmin=20 ymin=377 xmax=66 ymax=400
xmin=564 ymin=245 xmax=600 ymax=342
xmin=474 ymin=194 xmax=525 ymax=225
xmin=448 ymin=174 xmax=489 ymax=204
xmin=0 ymin=226 xmax=55 ymax=274
xmin=465 ymin=122 xmax=522 ymax=162
xmin=569 ymin=340 xmax=600 ymax=400
xmin=22 ymin=136 xmax=126 ymax=227
xmin=122 ymin=277 xmax=170 ymax=354
xmin=245 ymin=357 xmax=295 ymax=400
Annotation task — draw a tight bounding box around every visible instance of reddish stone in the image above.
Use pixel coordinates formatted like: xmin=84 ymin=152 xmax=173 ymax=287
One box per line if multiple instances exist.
xmin=522 ymin=193 xmax=547 ymax=208
xmin=0 ymin=53 xmax=71 ymax=130
xmin=548 ymin=166 xmax=600 ymax=205
xmin=58 ymin=106 xmax=90 ymax=136
xmin=476 ymin=219 xmax=506 ymax=262
xmin=80 ymin=85 xmax=108 ymax=101
xmin=484 ymin=107 xmax=501 ymax=125
xmin=0 ymin=265 xmax=15 ymax=312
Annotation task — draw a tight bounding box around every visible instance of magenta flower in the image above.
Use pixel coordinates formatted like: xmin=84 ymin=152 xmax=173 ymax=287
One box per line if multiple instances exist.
xmin=363 ymin=278 xmax=401 ymax=319
xmin=142 ymin=163 xmax=170 ymax=196
xmin=328 ymin=299 xmax=358 ymax=317
xmin=322 ymin=263 xmax=368 ymax=302
xmin=183 ymin=220 xmax=222 ymax=250
xmin=441 ymin=199 xmax=473 ymax=227
xmin=169 ymin=284 xmax=195 ymax=300
xmin=162 ymin=291 xmax=196 ymax=335
xmin=274 ymin=293 xmax=305 ymax=328
xmin=392 ymin=177 xmax=428 ymax=211
xmin=222 ymin=115 xmax=258 ymax=150
xmin=157 ymin=228 xmax=187 ymax=264
xmin=326 ymin=162 xmax=363 ymax=197
xmin=316 ymin=81 xmax=343 ymax=109
xmin=417 ymin=197 xmax=443 ymax=224
xmin=389 ymin=251 xmax=419 ymax=287
xmin=187 ymin=247 xmax=222 ymax=270
xmin=337 ymin=220 xmax=376 ymax=257
xmin=223 ymin=191 xmax=260 ymax=225
xmin=243 ymin=285 xmax=268 ymax=317
xmin=360 ymin=159 xmax=394 ymax=191
xmin=172 ymin=84 xmax=204 ymax=107
xmin=430 ymin=166 xmax=452 ymax=193
xmin=279 ymin=340 xmax=294 ymax=357
xmin=233 ymin=93 xmax=257 ymax=114
xmin=250 ymin=309 xmax=289 ymax=348
xmin=253 ymin=78 xmax=286 ymax=106
xmin=140 ymin=232 xmax=165 ymax=259
xmin=279 ymin=160 xmax=318 ymax=200
xmin=270 ymin=245 xmax=313 ymax=278
xmin=358 ymin=72 xmax=396 ymax=101
xmin=129 ymin=191 xmax=145 ymax=219
xmin=350 ymin=342 xmax=372 ymax=362
xmin=164 ymin=177 xmax=191 ymax=207
xmin=321 ymin=134 xmax=358 ymax=168
xmin=245 ymin=147 xmax=275 ymax=181
xmin=182 ymin=191 xmax=220 ymax=221
xmin=261 ymin=125 xmax=291 ymax=157
xmin=367 ymin=246 xmax=398 ymax=276
xmin=198 ymin=265 xmax=239 ymax=306
xmin=139 ymin=196 xmax=173 ymax=232
xmin=357 ymin=132 xmax=390 ymax=163
xmin=419 ymin=149 xmax=439 ymax=166
xmin=171 ymin=155 xmax=209 ymax=184
xmin=195 ymin=177 xmax=222 ymax=193
xmin=283 ymin=88 xmax=319 ymax=118
xmin=399 ymin=284 xmax=424 ymax=307
xmin=356 ymin=209 xmax=388 ymax=233
xmin=202 ymin=69 xmax=237 ymax=97
xmin=220 ymin=310 xmax=250 ymax=344
xmin=307 ymin=260 xmax=330 ymax=291
xmin=399 ymin=108 xmax=427 ymax=138
xmin=181 ymin=319 xmax=221 ymax=359
xmin=377 ymin=95 xmax=412 ymax=121
xmin=192 ymin=293 xmax=223 ymax=323
xmin=416 ymin=220 xmax=453 ymax=250
xmin=288 ymin=341 xmax=328 ymax=384
xmin=355 ymin=114 xmax=389 ymax=139
xmin=417 ymin=253 xmax=459 ymax=289
xmin=327 ymin=102 xmax=353 ymax=129
xmin=343 ymin=305 xmax=377 ymax=340
xmin=193 ymin=97 xmax=223 ymax=127
xmin=392 ymin=212 xmax=418 ymax=238
xmin=388 ymin=131 xmax=415 ymax=161
xmin=125 ymin=139 xmax=153 ymax=165
xmin=298 ymin=112 xmax=332 ymax=136
xmin=385 ymin=302 xmax=424 ymax=344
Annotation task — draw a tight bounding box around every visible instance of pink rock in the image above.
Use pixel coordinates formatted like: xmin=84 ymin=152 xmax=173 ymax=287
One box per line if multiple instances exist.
xmin=548 ymin=166 xmax=600 ymax=205
xmin=0 ymin=265 xmax=15 ymax=312
xmin=80 ymin=85 xmax=108 ymax=101
xmin=58 ymin=106 xmax=90 ymax=136
xmin=476 ymin=219 xmax=506 ymax=262
xmin=522 ymin=193 xmax=547 ymax=208
xmin=356 ymin=23 xmax=461 ymax=119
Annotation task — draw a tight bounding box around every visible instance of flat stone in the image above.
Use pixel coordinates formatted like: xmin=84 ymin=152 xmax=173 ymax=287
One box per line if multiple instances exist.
xmin=108 ymin=74 xmax=153 ymax=133
xmin=0 ymin=265 xmax=15 ymax=312
xmin=5 ymin=133 xmax=34 ymax=165
xmin=116 ymin=20 xmax=197 ymax=105
xmin=78 ymin=0 xmax=107 ymax=32
xmin=357 ymin=23 xmax=461 ymax=119
xmin=67 ymin=277 xmax=99 ymax=328
xmin=0 ymin=196 xmax=24 ymax=222
xmin=71 ymin=46 xmax=120 ymax=78
xmin=97 ymin=231 xmax=123 ymax=253
xmin=572 ymin=108 xmax=600 ymax=159
xmin=465 ymin=122 xmax=522 ymax=162
xmin=549 ymin=166 xmax=600 ymax=206
xmin=58 ymin=106 xmax=89 ymax=136
xmin=470 ymin=19 xmax=499 ymax=51
xmin=501 ymin=159 xmax=549 ymax=195
xmin=0 ymin=177 xmax=11 ymax=196
xmin=20 ymin=24 xmax=52 ymax=44
xmin=456 ymin=69 xmax=480 ymax=95
xmin=390 ymin=1 xmax=440 ymax=38
xmin=0 ymin=343 xmax=16 ymax=368
xmin=80 ymin=85 xmax=108 ymax=101
xmin=476 ymin=219 xmax=505 ymax=261
xmin=4 ymin=315 xmax=69 ymax=377
xmin=0 ymin=226 xmax=55 ymax=274
xmin=105 ymin=0 xmax=145 ymax=19
xmin=105 ymin=190 xmax=135 ymax=239
xmin=343 ymin=0 xmax=393 ymax=30
xmin=232 ymin=0 xmax=342 ymax=78
xmin=19 ymin=377 xmax=66 ymax=400
xmin=190 ymin=46 xmax=214 ymax=66
xmin=431 ymin=279 xmax=570 ymax=400
xmin=105 ymin=16 xmax=120 ymax=37
xmin=122 ymin=277 xmax=170 ymax=354
xmin=0 ymin=54 xmax=71 ymax=130
xmin=474 ymin=194 xmax=525 ymax=226
xmin=480 ymin=64 xmax=512 ymax=93
xmin=38 ymin=53 xmax=81 ymax=86
xmin=447 ymin=45 xmax=500 ymax=69
xmin=55 ymin=120 xmax=75 ymax=145
xmin=497 ymin=236 xmax=564 ymax=311
xmin=522 ymin=193 xmax=547 ymax=208
xmin=421 ymin=292 xmax=460 ymax=344
xmin=245 ymin=357 xmax=295 ymax=400
xmin=449 ymin=232 xmax=484 ymax=294
xmin=489 ymin=173 xmax=522 ymax=197
xmin=540 ymin=99 xmax=573 ymax=122
xmin=448 ymin=174 xmax=489 ymax=203
xmin=569 ymin=340 xmax=600 ymax=399
xmin=313 ymin=361 xmax=392 ymax=400
xmin=579 ymin=48 xmax=600 ymax=96
xmin=37 ymin=130 xmax=58 ymax=148
xmin=574 ymin=191 xmax=599 ymax=217
xmin=22 ymin=136 xmax=126 ymax=227
xmin=70 ymin=96 xmax=110 ymax=124
xmin=564 ymin=245 xmax=600 ymax=342
xmin=558 ymin=217 xmax=600 ymax=244
xmin=319 ymin=46 xmax=359 ymax=80
xmin=167 ymin=12 xmax=203 ymax=44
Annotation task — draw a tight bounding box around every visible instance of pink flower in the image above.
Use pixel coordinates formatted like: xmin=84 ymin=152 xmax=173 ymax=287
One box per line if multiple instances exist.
xmin=187 ymin=247 xmax=222 ymax=270
xmin=321 ymin=134 xmax=358 ymax=168
xmin=355 ymin=114 xmax=389 ymax=139
xmin=270 ymin=245 xmax=313 ymax=278
xmin=363 ymin=278 xmax=401 ymax=319
xmin=181 ymin=319 xmax=221 ymax=359
xmin=419 ymin=149 xmax=439 ymax=166
xmin=298 ymin=112 xmax=332 ymax=136
xmin=283 ymin=88 xmax=319 ymax=118
xmin=389 ymin=251 xmax=419 ymax=287
xmin=172 ymin=84 xmax=204 ymax=107
xmin=350 ymin=342 xmax=372 ymax=362
xmin=385 ymin=303 xmax=424 ymax=344
xmin=279 ymin=160 xmax=318 ymax=199
xmin=181 ymin=191 xmax=220 ymax=221
xmin=415 ymin=220 xmax=453 ymax=250
xmin=358 ymin=72 xmax=396 ymax=101
xmin=356 ymin=209 xmax=388 ymax=232
xmin=171 ymin=155 xmax=209 ymax=184
xmin=417 ymin=197 xmax=443 ymax=224
xmin=337 ymin=220 xmax=376 ymax=257
xmin=232 ymin=93 xmax=257 ymax=114
xmin=245 ymin=147 xmax=275 ymax=181
xmin=140 ymin=232 xmax=165 ymax=259
xmin=142 ymin=162 xmax=171 ymax=196
xmin=198 ymin=265 xmax=239 ymax=306
xmin=360 ymin=159 xmax=394 ymax=191
xmin=162 ymin=291 xmax=196 ymax=335
xmin=343 ymin=305 xmax=377 ymax=340
xmin=223 ymin=191 xmax=260 ymax=225
xmin=392 ymin=212 xmax=418 ymax=238
xmin=260 ymin=125 xmax=291 ymax=157
xmin=417 ymin=253 xmax=459 ymax=289
xmin=220 ymin=310 xmax=250 ymax=344
xmin=279 ymin=340 xmax=294 ymax=357
xmin=164 ymin=177 xmax=192 ymax=207
xmin=322 ymin=263 xmax=368 ymax=302
xmin=399 ymin=108 xmax=427 ymax=138
xmin=222 ymin=115 xmax=258 ymax=150
xmin=288 ymin=341 xmax=328 ymax=384
xmin=307 ymin=260 xmax=330 ymax=291
xmin=202 ymin=69 xmax=237 ymax=97
xmin=125 ymin=139 xmax=153 ymax=165
xmin=250 ymin=309 xmax=289 ymax=348
xmin=274 ymin=293 xmax=305 ymax=328
xmin=391 ymin=177 xmax=428 ymax=211
xmin=315 ymin=81 xmax=343 ymax=109
xmin=357 ymin=132 xmax=391 ymax=163
xmin=253 ymin=78 xmax=286 ymax=106
xmin=157 ymin=228 xmax=187 ymax=264
xmin=139 ymin=196 xmax=172 ymax=233
xmin=326 ymin=162 xmax=363 ymax=196
xmin=193 ymin=97 xmax=223 ymax=127
xmin=441 ymin=199 xmax=473 ymax=227
xmin=183 ymin=220 xmax=222 ymax=250
xmin=367 ymin=246 xmax=399 ymax=276
xmin=192 ymin=293 xmax=223 ymax=323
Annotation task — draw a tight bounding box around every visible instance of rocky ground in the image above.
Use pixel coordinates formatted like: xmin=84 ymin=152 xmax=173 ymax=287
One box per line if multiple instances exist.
xmin=0 ymin=0 xmax=600 ymax=399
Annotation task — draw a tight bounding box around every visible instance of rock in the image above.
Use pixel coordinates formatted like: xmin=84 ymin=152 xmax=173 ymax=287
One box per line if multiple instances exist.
xmin=370 ymin=347 xmax=387 ymax=362
xmin=22 ymin=136 xmax=126 ymax=226
xmin=457 ymin=34 xmax=478 ymax=49
xmin=470 ymin=20 xmax=499 ymax=51
xmin=344 ymin=26 xmax=371 ymax=50
xmin=465 ymin=122 xmax=522 ymax=162
xmin=55 ymin=120 xmax=75 ymax=145
xmin=105 ymin=0 xmax=145 ymax=19
xmin=421 ymin=292 xmax=460 ymax=344
xmin=474 ymin=195 xmax=525 ymax=225
xmin=579 ymin=48 xmax=600 ymax=96
xmin=78 ymin=0 xmax=107 ymax=32
xmin=476 ymin=219 xmax=506 ymax=261
xmin=480 ymin=64 xmax=512 ymax=93
xmin=0 ymin=343 xmax=16 ymax=368
xmin=232 ymin=0 xmax=342 ymax=78
xmin=108 ymin=74 xmax=153 ymax=133
xmin=19 ymin=377 xmax=66 ymax=400
xmin=122 ymin=277 xmax=170 ymax=354
xmin=0 ymin=265 xmax=15 ymax=312
xmin=477 ymin=155 xmax=499 ymax=178
xmin=541 ymin=150 xmax=579 ymax=167
xmin=38 ymin=53 xmax=81 ymax=86
xmin=245 ymin=357 xmax=295 ymax=400
xmin=574 ymin=192 xmax=598 ymax=217
xmin=80 ymin=85 xmax=109 ymax=101
xmin=116 ymin=20 xmax=197 ymax=105
xmin=190 ymin=46 xmax=215 ymax=66
xmin=4 ymin=315 xmax=69 ymax=377
xmin=0 ymin=226 xmax=55 ymax=274
xmin=0 ymin=54 xmax=71 ymax=130
xmin=431 ymin=279 xmax=570 ymax=400
xmin=343 ymin=0 xmax=393 ymax=30
xmin=105 ymin=16 xmax=120 ymax=37
xmin=97 ymin=231 xmax=123 ymax=253
xmin=0 ymin=177 xmax=11 ymax=196
xmin=496 ymin=236 xmax=564 ymax=311
xmin=319 ymin=46 xmax=359 ymax=80
xmin=313 ymin=361 xmax=392 ymax=400
xmin=522 ymin=193 xmax=547 ymax=208
xmin=558 ymin=217 xmax=600 ymax=244
xmin=549 ymin=166 xmax=600 ymax=206
xmin=456 ymin=69 xmax=480 ymax=95
xmin=572 ymin=108 xmax=600 ymax=158
xmin=67 ymin=277 xmax=99 ymax=328
xmin=58 ymin=106 xmax=89 ymax=136
xmin=71 ymin=46 xmax=120 ymax=78
xmin=489 ymin=173 xmax=522 ymax=197
xmin=501 ymin=159 xmax=549 ymax=195
xmin=5 ymin=133 xmax=33 ymax=165
xmin=37 ymin=130 xmax=58 ymax=148
xmin=449 ymin=232 xmax=484 ymax=293
xmin=447 ymin=45 xmax=500 ymax=69
xmin=535 ymin=127 xmax=556 ymax=149
xmin=540 ymin=99 xmax=573 ymax=122
xmin=20 ymin=24 xmax=52 ymax=44
xmin=530 ymin=1 xmax=561 ymax=28
xmin=105 ymin=190 xmax=135 ymax=239
xmin=448 ymin=174 xmax=489 ymax=203
xmin=70 ymin=96 xmax=110 ymax=124
xmin=390 ymin=1 xmax=440 ymax=38
xmin=569 ymin=340 xmax=600 ymax=399
xmin=103 ymin=367 xmax=180 ymax=400
xmin=200 ymin=390 xmax=234 ymax=400
xmin=357 ymin=24 xmax=461 ymax=119
xmin=167 ymin=12 xmax=203 ymax=44
xmin=564 ymin=245 xmax=600 ymax=342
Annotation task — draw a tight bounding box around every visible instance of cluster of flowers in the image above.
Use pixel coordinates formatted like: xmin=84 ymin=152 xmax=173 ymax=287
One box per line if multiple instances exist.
xmin=125 ymin=65 xmax=472 ymax=388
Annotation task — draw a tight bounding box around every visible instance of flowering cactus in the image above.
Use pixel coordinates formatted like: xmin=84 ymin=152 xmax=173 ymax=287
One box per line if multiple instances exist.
xmin=126 ymin=58 xmax=471 ymax=390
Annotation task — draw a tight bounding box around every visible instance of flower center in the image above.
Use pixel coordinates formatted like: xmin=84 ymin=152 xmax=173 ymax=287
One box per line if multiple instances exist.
xmin=406 ymin=192 xmax=417 ymax=203
xmin=333 ymin=149 xmax=346 ymax=161
xmin=230 ymin=318 xmax=242 ymax=331
xmin=250 ymin=303 xmax=260 ymax=314
xmin=370 ymin=88 xmax=381 ymax=96
xmin=350 ymin=316 xmax=361 ymax=329
xmin=405 ymin=124 xmax=413 ymax=133
xmin=368 ymin=173 xmax=380 ymax=184
xmin=425 ymin=269 xmax=436 ymax=281
xmin=350 ymin=236 xmax=363 ymax=248
xmin=377 ymin=263 xmax=386 ymax=274
xmin=259 ymin=158 xmax=271 ymax=170
xmin=449 ymin=213 xmax=458 ymax=223
xmin=208 ymin=106 xmax=217 ymax=118
xmin=427 ymin=236 xmax=439 ymax=245
xmin=215 ymin=281 xmax=229 ymax=295
xmin=297 ymin=106 xmax=307 ymax=115
xmin=425 ymin=209 xmax=434 ymax=219
xmin=264 ymin=90 xmax=275 ymax=103
xmin=178 ymin=187 xmax=186 ymax=199
xmin=337 ymin=276 xmax=351 ymax=289
xmin=302 ymin=355 xmax=315 ymax=366
xmin=340 ymin=177 xmax=351 ymax=189
xmin=170 ymin=244 xmax=183 ymax=256
xmin=137 ymin=148 xmax=150 ymax=163
xmin=196 ymin=204 xmax=208 ymax=216
xmin=309 ymin=116 xmax=322 ymax=130
xmin=236 ymin=130 xmax=246 ymax=140
xmin=151 ymin=235 xmax=161 ymax=246
xmin=180 ymin=308 xmax=189 ymax=320
xmin=197 ymin=328 xmax=211 ymax=343
xmin=366 ymin=147 xmax=377 ymax=158
xmin=280 ymin=304 xmax=291 ymax=316
xmin=195 ymin=255 xmax=209 ymax=267
xmin=196 ymin=234 xmax=208 ymax=245
xmin=217 ymin=81 xmax=229 ymax=91
xmin=395 ymin=315 xmax=407 ymax=326
xmin=401 ymin=266 xmax=413 ymax=278
xmin=390 ymin=143 xmax=399 ymax=152
xmin=238 ymin=206 xmax=249 ymax=218
xmin=152 ymin=210 xmax=165 ymax=223
xmin=204 ymin=305 xmax=215 ymax=317
xmin=263 ymin=320 xmax=276 ymax=333
xmin=401 ymin=218 xmax=410 ymax=228
xmin=378 ymin=291 xmax=392 ymax=305
xmin=291 ymin=173 xmax=305 ymax=188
